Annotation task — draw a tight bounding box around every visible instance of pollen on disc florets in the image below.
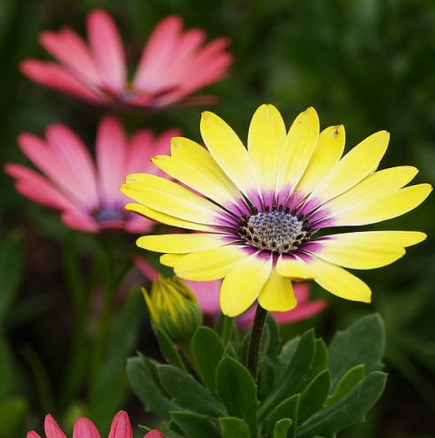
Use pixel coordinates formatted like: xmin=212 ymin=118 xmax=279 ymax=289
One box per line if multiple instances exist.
xmin=238 ymin=209 xmax=311 ymax=253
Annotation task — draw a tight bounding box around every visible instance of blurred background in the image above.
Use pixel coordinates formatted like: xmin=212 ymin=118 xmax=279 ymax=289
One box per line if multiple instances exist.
xmin=1 ymin=0 xmax=434 ymax=437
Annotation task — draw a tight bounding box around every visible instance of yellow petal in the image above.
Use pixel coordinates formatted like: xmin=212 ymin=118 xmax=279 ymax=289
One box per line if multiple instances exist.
xmin=173 ymin=245 xmax=246 ymax=281
xmin=137 ymin=233 xmax=231 ymax=253
xmin=160 ymin=253 xmax=185 ymax=267
xmin=276 ymin=107 xmax=320 ymax=192
xmin=200 ymin=111 xmax=260 ymax=198
xmin=313 ymin=230 xmax=426 ymax=269
xmin=309 ymin=256 xmax=372 ymax=302
xmin=247 ymin=104 xmax=287 ymax=192
xmin=122 ymin=173 xmax=221 ymax=225
xmin=276 ymin=255 xmax=315 ymax=279
xmin=220 ymin=253 xmax=272 ymax=316
xmin=323 ymin=166 xmax=419 ymax=215
xmin=309 ymin=130 xmax=390 ymax=203
xmin=258 ymin=270 xmax=297 ymax=312
xmin=333 ymin=183 xmax=432 ymax=226
xmin=296 ymin=125 xmax=345 ymax=196
xmin=153 ymin=137 xmax=241 ymax=205
xmin=126 ymin=203 xmax=214 ymax=232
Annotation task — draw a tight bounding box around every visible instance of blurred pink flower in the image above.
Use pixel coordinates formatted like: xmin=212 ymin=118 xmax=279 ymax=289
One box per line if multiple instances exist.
xmin=26 ymin=410 xmax=168 ymax=438
xmin=134 ymin=257 xmax=327 ymax=328
xmin=21 ymin=10 xmax=232 ymax=110
xmin=5 ymin=116 xmax=179 ymax=232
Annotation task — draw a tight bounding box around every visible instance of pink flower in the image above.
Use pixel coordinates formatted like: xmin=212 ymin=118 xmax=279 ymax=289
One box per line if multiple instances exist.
xmin=26 ymin=410 xmax=168 ymax=438
xmin=133 ymin=257 xmax=327 ymax=328
xmin=5 ymin=116 xmax=180 ymax=232
xmin=21 ymin=10 xmax=232 ymax=110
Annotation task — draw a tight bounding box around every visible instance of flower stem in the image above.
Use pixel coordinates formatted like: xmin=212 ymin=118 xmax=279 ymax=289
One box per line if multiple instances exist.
xmin=247 ymin=304 xmax=268 ymax=380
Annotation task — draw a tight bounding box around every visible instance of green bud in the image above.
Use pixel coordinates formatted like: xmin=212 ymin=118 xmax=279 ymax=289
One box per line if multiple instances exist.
xmin=142 ymin=275 xmax=202 ymax=343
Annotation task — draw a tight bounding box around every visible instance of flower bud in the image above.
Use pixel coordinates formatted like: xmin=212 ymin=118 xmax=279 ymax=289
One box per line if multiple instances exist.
xmin=143 ymin=275 xmax=202 ymax=343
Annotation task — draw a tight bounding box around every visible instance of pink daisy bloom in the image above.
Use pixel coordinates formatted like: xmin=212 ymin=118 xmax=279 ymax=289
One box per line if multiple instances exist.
xmin=26 ymin=410 xmax=168 ymax=438
xmin=134 ymin=257 xmax=326 ymax=329
xmin=5 ymin=116 xmax=179 ymax=232
xmin=21 ymin=10 xmax=232 ymax=110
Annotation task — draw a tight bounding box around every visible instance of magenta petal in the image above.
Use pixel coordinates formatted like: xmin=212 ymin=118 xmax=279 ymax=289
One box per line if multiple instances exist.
xmin=5 ymin=164 xmax=79 ymax=211
xmin=44 ymin=414 xmax=68 ymax=438
xmin=108 ymin=411 xmax=132 ymax=438
xmin=88 ymin=10 xmax=126 ymax=92
xmin=144 ymin=431 xmax=165 ymax=438
xmin=73 ymin=418 xmax=100 ymax=438
xmin=96 ymin=115 xmax=127 ymax=204
xmin=20 ymin=60 xmax=102 ymax=103
xmin=39 ymin=28 xmax=100 ymax=85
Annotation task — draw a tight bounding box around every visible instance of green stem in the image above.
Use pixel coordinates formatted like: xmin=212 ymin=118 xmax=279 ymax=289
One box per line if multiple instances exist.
xmin=247 ymin=304 xmax=268 ymax=380
xmin=220 ymin=315 xmax=235 ymax=346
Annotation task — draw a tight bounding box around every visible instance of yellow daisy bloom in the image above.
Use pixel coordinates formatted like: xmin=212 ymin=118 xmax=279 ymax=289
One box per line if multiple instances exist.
xmin=121 ymin=105 xmax=432 ymax=317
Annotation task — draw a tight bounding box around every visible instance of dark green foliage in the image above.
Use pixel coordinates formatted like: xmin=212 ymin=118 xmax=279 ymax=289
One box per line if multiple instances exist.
xmin=128 ymin=313 xmax=387 ymax=437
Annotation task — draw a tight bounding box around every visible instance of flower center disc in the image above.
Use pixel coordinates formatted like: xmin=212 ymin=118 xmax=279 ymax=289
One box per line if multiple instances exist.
xmin=238 ymin=210 xmax=310 ymax=253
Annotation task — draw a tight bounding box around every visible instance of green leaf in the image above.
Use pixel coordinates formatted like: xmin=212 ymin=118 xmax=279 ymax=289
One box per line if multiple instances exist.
xmin=275 ymin=336 xmax=301 ymax=385
xmin=158 ymin=364 xmax=225 ymax=416
xmin=215 ymin=315 xmax=237 ymax=346
xmin=306 ymin=339 xmax=329 ymax=382
xmin=219 ymin=417 xmax=251 ymax=438
xmin=0 ymin=395 xmax=28 ymax=435
xmin=326 ymin=364 xmax=365 ymax=407
xmin=298 ymin=370 xmax=331 ymax=424
xmin=266 ymin=394 xmax=300 ymax=438
xmin=292 ymin=338 xmax=329 ymax=396
xmin=296 ymin=371 xmax=387 ymax=438
xmin=170 ymin=411 xmax=221 ymax=438
xmin=216 ymin=356 xmax=257 ymax=436
xmin=274 ymin=418 xmax=293 ymax=438
xmin=191 ymin=326 xmax=224 ymax=391
xmin=0 ymin=231 xmax=22 ymax=325
xmin=0 ymin=333 xmax=13 ymax=398
xmin=260 ymin=330 xmax=315 ymax=419
xmin=89 ymin=291 xmax=146 ymax=425
xmin=328 ymin=314 xmax=385 ymax=389
xmin=262 ymin=313 xmax=281 ymax=362
xmin=126 ymin=355 xmax=179 ymax=420
xmin=258 ymin=355 xmax=275 ymax=401
xmin=155 ymin=327 xmax=186 ymax=370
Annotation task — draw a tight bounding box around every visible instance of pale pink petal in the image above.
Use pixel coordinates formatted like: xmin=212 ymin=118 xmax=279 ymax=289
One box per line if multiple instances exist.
xmin=61 ymin=210 xmax=99 ymax=232
xmin=273 ymin=299 xmax=327 ymax=325
xmin=88 ymin=10 xmax=126 ymax=92
xmin=125 ymin=215 xmax=155 ymax=234
xmin=144 ymin=431 xmax=165 ymax=438
xmin=133 ymin=255 xmax=159 ymax=281
xmin=125 ymin=130 xmax=152 ymax=174
xmin=39 ymin=28 xmax=100 ymax=86
xmin=126 ymin=128 xmax=180 ymax=177
xmin=144 ymin=28 xmax=206 ymax=87
xmin=45 ymin=125 xmax=99 ymax=207
xmin=73 ymin=418 xmax=100 ymax=438
xmin=96 ymin=115 xmax=127 ymax=204
xmin=133 ymin=16 xmax=183 ymax=91
xmin=294 ymin=283 xmax=310 ymax=302
xmin=27 ymin=432 xmax=42 ymax=438
xmin=236 ymin=283 xmax=327 ymax=330
xmin=20 ymin=60 xmax=102 ymax=103
xmin=181 ymin=39 xmax=232 ymax=91
xmin=184 ymin=279 xmax=221 ymax=314
xmin=44 ymin=414 xmax=67 ymax=438
xmin=5 ymin=164 xmax=80 ymax=211
xmin=108 ymin=411 xmax=132 ymax=438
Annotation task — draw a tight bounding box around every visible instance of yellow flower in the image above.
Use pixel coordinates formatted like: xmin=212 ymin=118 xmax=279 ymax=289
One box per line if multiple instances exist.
xmin=122 ymin=105 xmax=431 ymax=317
xmin=143 ymin=275 xmax=202 ymax=343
